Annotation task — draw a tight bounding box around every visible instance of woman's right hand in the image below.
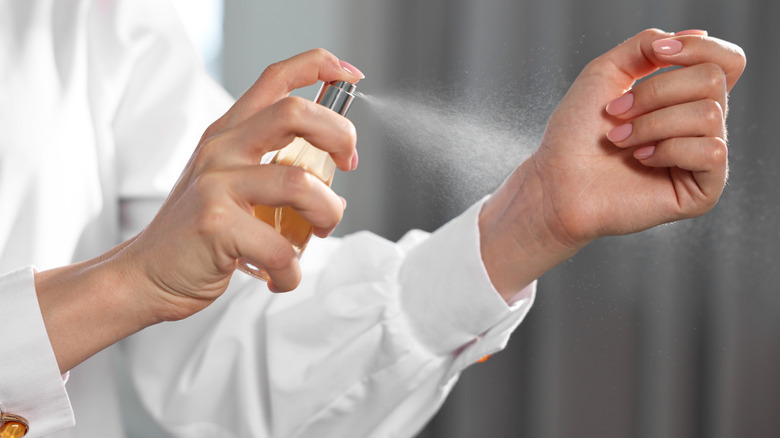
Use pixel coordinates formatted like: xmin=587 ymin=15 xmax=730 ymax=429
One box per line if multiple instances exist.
xmin=36 ymin=49 xmax=363 ymax=373
xmin=115 ymin=49 xmax=364 ymax=321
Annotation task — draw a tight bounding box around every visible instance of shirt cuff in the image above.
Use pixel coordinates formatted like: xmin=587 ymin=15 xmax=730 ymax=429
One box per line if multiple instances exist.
xmin=398 ymin=197 xmax=536 ymax=356
xmin=0 ymin=266 xmax=75 ymax=435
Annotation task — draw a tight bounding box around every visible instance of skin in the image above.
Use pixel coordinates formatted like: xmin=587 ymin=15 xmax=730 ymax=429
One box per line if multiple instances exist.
xmin=480 ymin=29 xmax=746 ymax=298
xmin=33 ymin=29 xmax=746 ymax=373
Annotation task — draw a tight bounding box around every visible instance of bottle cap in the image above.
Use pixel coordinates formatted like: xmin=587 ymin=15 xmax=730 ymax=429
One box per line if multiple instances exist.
xmin=315 ymin=81 xmax=357 ymax=116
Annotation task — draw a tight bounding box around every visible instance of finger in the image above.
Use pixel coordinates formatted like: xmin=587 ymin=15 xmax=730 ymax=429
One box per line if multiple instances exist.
xmin=674 ymin=29 xmax=708 ymax=37
xmin=198 ymin=96 xmax=358 ymax=172
xmin=247 ymin=164 xmax=345 ymax=235
xmin=582 ymin=28 xmax=675 ymax=93
xmin=242 ymin=96 xmax=357 ymax=171
xmin=607 ymin=99 xmax=726 ymax=148
xmin=585 ymin=29 xmax=745 ymax=102
xmin=606 ymin=63 xmax=728 ymax=119
xmin=217 ymin=49 xmax=364 ymax=132
xmin=634 ymin=136 xmax=729 ymax=199
xmin=650 ymin=34 xmax=746 ymax=91
xmin=228 ymin=207 xmax=303 ymax=292
xmin=211 ymin=164 xmax=346 ymax=235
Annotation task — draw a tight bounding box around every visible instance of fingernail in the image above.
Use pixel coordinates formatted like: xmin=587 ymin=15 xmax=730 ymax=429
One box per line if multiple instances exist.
xmin=350 ymin=149 xmax=359 ymax=170
xmin=339 ymin=60 xmax=365 ymax=79
xmin=675 ymin=29 xmax=708 ymax=36
xmin=607 ymin=123 xmax=633 ymax=143
xmin=634 ymin=145 xmax=656 ymax=160
xmin=606 ymin=92 xmax=634 ymax=116
xmin=340 ymin=196 xmax=347 ymax=209
xmin=652 ymin=38 xmax=683 ymax=55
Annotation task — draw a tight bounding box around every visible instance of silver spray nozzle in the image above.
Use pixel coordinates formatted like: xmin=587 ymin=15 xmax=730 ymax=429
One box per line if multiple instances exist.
xmin=315 ymin=80 xmax=357 ymax=116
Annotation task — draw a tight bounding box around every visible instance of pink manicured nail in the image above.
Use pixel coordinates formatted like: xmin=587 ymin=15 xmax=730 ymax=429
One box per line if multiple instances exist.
xmin=634 ymin=145 xmax=656 ymax=160
xmin=339 ymin=60 xmax=365 ymax=79
xmin=675 ymin=29 xmax=708 ymax=36
xmin=607 ymin=123 xmax=633 ymax=143
xmin=350 ymin=149 xmax=359 ymax=170
xmin=606 ymin=92 xmax=634 ymax=116
xmin=652 ymin=38 xmax=683 ymax=55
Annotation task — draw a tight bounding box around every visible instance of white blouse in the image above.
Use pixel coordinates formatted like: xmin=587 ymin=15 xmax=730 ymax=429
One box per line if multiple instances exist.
xmin=0 ymin=0 xmax=535 ymax=436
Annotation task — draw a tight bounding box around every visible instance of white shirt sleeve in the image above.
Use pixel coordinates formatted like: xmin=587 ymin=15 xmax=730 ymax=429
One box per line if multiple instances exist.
xmin=119 ymin=198 xmax=535 ymax=438
xmin=0 ymin=267 xmax=75 ymax=436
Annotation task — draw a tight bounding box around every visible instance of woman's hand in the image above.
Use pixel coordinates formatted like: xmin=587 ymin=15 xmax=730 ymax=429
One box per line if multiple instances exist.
xmin=36 ymin=49 xmax=364 ymax=372
xmin=480 ymin=29 xmax=746 ymax=298
xmin=121 ymin=49 xmax=364 ymax=321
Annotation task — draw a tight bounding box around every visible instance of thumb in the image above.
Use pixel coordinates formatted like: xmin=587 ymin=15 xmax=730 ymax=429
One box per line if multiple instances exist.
xmin=581 ymin=28 xmax=676 ymax=94
xmin=213 ymin=48 xmax=364 ymax=134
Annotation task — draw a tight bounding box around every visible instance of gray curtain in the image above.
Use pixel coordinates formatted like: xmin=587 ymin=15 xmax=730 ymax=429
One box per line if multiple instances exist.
xmin=223 ymin=0 xmax=779 ymax=437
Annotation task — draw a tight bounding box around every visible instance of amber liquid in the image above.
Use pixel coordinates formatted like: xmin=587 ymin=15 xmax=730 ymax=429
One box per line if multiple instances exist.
xmin=253 ymin=204 xmax=313 ymax=255
xmin=237 ymin=137 xmax=336 ymax=281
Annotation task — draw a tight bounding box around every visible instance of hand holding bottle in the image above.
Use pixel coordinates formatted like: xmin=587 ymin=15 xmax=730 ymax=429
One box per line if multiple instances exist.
xmin=130 ymin=49 xmax=364 ymax=306
xmin=237 ymin=80 xmax=358 ymax=281
xmin=35 ymin=49 xmax=364 ymax=372
xmin=479 ymin=29 xmax=746 ymax=298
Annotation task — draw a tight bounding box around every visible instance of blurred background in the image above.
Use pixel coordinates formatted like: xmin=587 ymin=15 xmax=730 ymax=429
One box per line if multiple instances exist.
xmin=173 ymin=0 xmax=778 ymax=436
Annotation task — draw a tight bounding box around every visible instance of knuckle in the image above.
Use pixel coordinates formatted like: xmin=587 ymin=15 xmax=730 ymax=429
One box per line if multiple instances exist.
xmin=699 ymin=99 xmax=725 ymax=129
xmin=260 ymin=60 xmax=286 ymax=81
xmin=699 ymin=63 xmax=727 ymax=93
xmin=325 ymin=205 xmax=344 ymax=229
xmin=193 ymin=135 xmax=222 ymax=171
xmin=329 ymin=117 xmax=358 ymax=156
xmin=264 ymin=242 xmax=297 ymax=271
xmin=638 ymin=28 xmax=666 ymax=41
xmin=279 ymin=166 xmax=314 ymax=199
xmin=309 ymin=47 xmax=335 ymax=62
xmin=313 ymin=195 xmax=343 ymax=230
xmin=708 ymin=137 xmax=729 ymax=167
xmin=197 ymin=204 xmax=230 ymax=237
xmin=201 ymin=120 xmax=223 ymax=141
xmin=340 ymin=118 xmax=357 ymax=144
xmin=275 ymin=96 xmax=310 ymax=122
xmin=192 ymin=171 xmax=226 ymax=204
xmin=192 ymin=180 xmax=231 ymax=236
xmin=736 ymin=49 xmax=747 ymax=72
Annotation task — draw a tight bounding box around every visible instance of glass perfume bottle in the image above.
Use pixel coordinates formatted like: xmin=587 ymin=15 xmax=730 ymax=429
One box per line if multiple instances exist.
xmin=237 ymin=80 xmax=357 ymax=281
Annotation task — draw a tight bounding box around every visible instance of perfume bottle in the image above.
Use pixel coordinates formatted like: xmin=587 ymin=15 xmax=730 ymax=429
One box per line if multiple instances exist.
xmin=237 ymin=80 xmax=357 ymax=281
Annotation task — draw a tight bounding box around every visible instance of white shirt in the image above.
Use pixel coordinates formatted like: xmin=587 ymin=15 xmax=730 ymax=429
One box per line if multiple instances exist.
xmin=0 ymin=0 xmax=535 ymax=436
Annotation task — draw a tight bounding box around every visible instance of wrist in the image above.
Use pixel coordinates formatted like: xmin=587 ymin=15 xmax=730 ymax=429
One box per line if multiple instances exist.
xmin=479 ymin=159 xmax=585 ymax=299
xmin=35 ymin=247 xmax=160 ymax=373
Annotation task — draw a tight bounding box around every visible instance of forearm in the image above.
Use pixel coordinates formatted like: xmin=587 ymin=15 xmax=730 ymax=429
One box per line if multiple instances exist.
xmin=479 ymin=158 xmax=584 ymax=300
xmin=34 ymin=243 xmax=159 ymax=373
